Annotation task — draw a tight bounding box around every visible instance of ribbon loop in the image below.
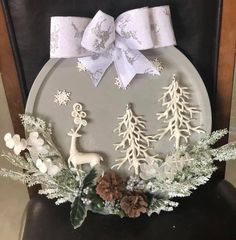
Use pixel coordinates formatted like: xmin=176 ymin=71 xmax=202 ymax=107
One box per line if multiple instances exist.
xmin=50 ymin=6 xmax=176 ymax=87
xmin=81 ymin=10 xmax=115 ymax=53
xmin=115 ymin=7 xmax=154 ymax=50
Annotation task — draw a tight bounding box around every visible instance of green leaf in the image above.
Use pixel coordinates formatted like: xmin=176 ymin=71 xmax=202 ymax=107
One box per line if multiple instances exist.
xmin=70 ymin=196 xmax=87 ymax=229
xmin=82 ymin=168 xmax=97 ymax=189
xmin=88 ymin=188 xmax=104 ymax=214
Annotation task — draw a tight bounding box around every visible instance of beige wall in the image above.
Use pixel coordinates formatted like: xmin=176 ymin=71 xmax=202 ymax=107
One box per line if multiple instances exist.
xmin=0 ymin=74 xmax=28 ymax=240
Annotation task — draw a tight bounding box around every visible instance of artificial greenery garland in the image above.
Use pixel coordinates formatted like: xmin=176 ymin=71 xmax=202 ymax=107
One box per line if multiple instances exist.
xmin=1 ymin=114 xmax=236 ymax=229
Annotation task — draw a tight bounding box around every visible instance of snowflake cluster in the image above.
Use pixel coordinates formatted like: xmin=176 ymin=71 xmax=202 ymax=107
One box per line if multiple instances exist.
xmin=54 ymin=90 xmax=71 ymax=106
xmin=114 ymin=77 xmax=129 ymax=90
xmin=77 ymin=60 xmax=87 ymax=72
xmin=152 ymin=58 xmax=164 ymax=72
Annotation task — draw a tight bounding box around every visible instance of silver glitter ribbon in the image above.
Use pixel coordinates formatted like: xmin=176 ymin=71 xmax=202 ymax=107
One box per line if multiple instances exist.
xmin=50 ymin=6 xmax=176 ymax=87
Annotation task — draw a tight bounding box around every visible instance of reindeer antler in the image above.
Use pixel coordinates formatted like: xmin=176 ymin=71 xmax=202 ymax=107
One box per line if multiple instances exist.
xmin=68 ymin=103 xmax=87 ymax=136
xmin=68 ymin=128 xmax=75 ymax=136
xmin=68 ymin=128 xmax=82 ymax=137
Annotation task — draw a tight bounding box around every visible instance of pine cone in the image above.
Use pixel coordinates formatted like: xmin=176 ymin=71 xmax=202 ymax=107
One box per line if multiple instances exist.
xmin=96 ymin=171 xmax=123 ymax=201
xmin=120 ymin=193 xmax=148 ymax=218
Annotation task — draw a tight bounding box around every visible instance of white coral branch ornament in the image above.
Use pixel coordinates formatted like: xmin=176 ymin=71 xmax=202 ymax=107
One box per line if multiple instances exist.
xmin=156 ymin=74 xmax=204 ymax=149
xmin=112 ymin=104 xmax=161 ymax=175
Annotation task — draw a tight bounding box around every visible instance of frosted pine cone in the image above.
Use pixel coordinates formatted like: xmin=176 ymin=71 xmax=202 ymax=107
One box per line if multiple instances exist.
xmin=120 ymin=194 xmax=148 ymax=218
xmin=96 ymin=171 xmax=123 ymax=201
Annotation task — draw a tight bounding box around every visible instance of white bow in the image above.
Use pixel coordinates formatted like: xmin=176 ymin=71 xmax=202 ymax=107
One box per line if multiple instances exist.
xmin=50 ymin=6 xmax=176 ymax=87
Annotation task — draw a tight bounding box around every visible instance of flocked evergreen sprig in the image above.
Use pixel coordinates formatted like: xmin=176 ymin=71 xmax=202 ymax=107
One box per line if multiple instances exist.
xmin=1 ymin=115 xmax=236 ymax=229
xmin=141 ymin=129 xmax=236 ymax=215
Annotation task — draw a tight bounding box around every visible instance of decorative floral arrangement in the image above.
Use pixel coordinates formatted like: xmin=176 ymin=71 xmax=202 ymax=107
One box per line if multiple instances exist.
xmin=1 ymin=76 xmax=236 ymax=229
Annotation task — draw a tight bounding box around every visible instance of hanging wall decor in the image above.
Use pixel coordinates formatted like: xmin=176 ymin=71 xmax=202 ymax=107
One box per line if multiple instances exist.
xmin=1 ymin=5 xmax=236 ymax=230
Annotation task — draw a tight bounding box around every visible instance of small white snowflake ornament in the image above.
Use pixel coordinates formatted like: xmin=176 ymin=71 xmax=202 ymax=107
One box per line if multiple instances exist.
xmin=4 ymin=133 xmax=27 ymax=155
xmin=114 ymin=78 xmax=123 ymax=89
xmin=114 ymin=77 xmax=129 ymax=90
xmin=54 ymin=90 xmax=71 ymax=106
xmin=152 ymin=58 xmax=164 ymax=72
xmin=77 ymin=60 xmax=87 ymax=72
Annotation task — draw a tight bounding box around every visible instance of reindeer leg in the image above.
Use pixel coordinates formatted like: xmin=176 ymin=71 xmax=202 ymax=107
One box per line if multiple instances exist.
xmin=76 ymin=164 xmax=82 ymax=171
xmin=68 ymin=157 xmax=72 ymax=168
xmin=68 ymin=157 xmax=76 ymax=169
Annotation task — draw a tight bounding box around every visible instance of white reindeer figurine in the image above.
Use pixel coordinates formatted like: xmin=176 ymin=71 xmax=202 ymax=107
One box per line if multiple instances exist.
xmin=67 ymin=102 xmax=103 ymax=169
xmin=67 ymin=128 xmax=103 ymax=168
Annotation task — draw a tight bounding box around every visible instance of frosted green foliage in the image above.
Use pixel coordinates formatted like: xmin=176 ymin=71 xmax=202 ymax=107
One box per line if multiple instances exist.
xmin=147 ymin=198 xmax=178 ymax=216
xmin=191 ymin=129 xmax=228 ymax=152
xmin=145 ymin=130 xmax=236 ymax=202
xmin=1 ymin=151 xmax=37 ymax=172
xmin=0 ymin=168 xmax=29 ymax=183
xmin=211 ymin=143 xmax=236 ymax=161
xmin=32 ymin=169 xmax=82 ymax=203
xmin=0 ymin=164 xmax=79 ymax=204
xmin=0 ymin=115 xmax=74 ymax=204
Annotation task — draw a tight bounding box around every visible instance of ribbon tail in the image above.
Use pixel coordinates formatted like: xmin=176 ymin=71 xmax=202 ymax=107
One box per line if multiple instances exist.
xmin=128 ymin=49 xmax=160 ymax=76
xmin=78 ymin=53 xmax=113 ymax=87
xmin=114 ymin=47 xmax=160 ymax=88
xmin=113 ymin=48 xmax=136 ymax=88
